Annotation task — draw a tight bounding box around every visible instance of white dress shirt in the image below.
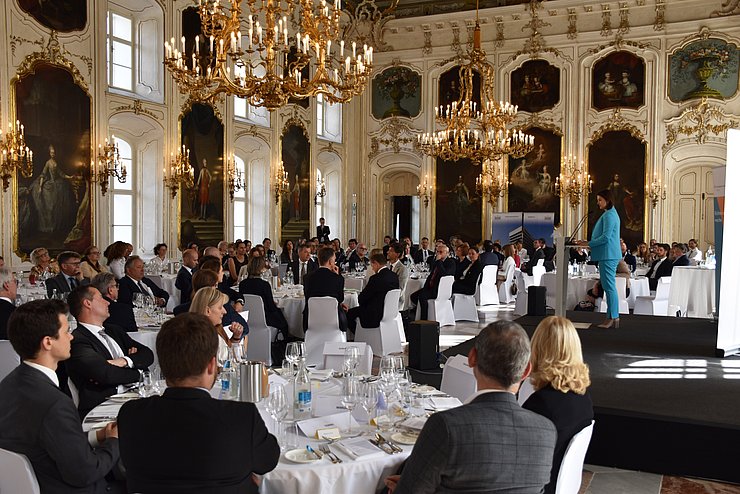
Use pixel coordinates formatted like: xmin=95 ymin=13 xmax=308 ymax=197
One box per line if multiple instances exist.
xmin=85 ymin=323 xmax=133 ymax=369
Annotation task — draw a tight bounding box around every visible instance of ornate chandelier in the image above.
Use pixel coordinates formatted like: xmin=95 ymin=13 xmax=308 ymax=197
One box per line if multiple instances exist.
xmin=417 ymin=6 xmax=534 ymax=164
xmin=554 ymin=154 xmax=591 ymax=208
xmin=164 ymin=0 xmax=374 ymax=109
xmin=165 ymin=145 xmax=194 ymax=198
xmin=646 ymin=172 xmax=666 ymax=209
xmin=94 ymin=136 xmax=127 ymax=196
xmin=226 ymin=154 xmax=245 ymax=201
xmin=0 ymin=120 xmax=33 ymax=191
xmin=274 ymin=161 xmax=289 ymax=204
xmin=314 ymin=175 xmax=326 ymax=205
xmin=476 ymin=160 xmax=509 ymax=204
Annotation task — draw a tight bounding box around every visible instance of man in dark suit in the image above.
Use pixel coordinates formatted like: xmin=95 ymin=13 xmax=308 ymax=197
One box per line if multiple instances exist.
xmin=646 ymin=243 xmax=674 ymax=290
xmin=291 ymin=244 xmax=318 ymax=285
xmin=452 ymin=248 xmax=484 ymax=295
xmin=66 ymin=286 xmax=154 ymax=417
xmin=45 ymin=250 xmax=89 ymax=298
xmin=478 ymin=240 xmax=498 ymax=266
xmin=263 ymin=237 xmax=276 ymax=260
xmin=412 ymin=237 xmax=434 ymax=265
xmin=385 ymin=321 xmax=557 ymax=494
xmin=117 ymin=255 xmax=169 ymax=307
xmin=671 ymin=244 xmax=691 ymax=267
xmin=118 ymin=313 xmax=280 ymax=494
xmin=621 ymin=238 xmax=637 ymax=272
xmin=175 ymin=248 xmax=199 ymax=303
xmin=0 ymin=267 xmax=17 ymax=339
xmin=316 ymin=217 xmax=331 ymax=243
xmin=347 ymin=253 xmax=400 ymax=332
xmin=0 ymin=299 xmax=122 ymax=493
xmin=526 ymin=238 xmax=546 ymax=275
xmin=410 ymin=244 xmax=456 ymax=320
xmin=303 ymin=247 xmax=348 ymax=332
xmin=348 ymin=243 xmax=370 ymax=272
xmin=91 ymin=272 xmax=138 ymax=332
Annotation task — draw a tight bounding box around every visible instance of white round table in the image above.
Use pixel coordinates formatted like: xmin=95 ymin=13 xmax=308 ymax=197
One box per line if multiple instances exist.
xmin=275 ymin=290 xmax=360 ymax=339
xmin=668 ymin=266 xmax=716 ymax=318
xmin=148 ymin=274 xmax=180 ymax=311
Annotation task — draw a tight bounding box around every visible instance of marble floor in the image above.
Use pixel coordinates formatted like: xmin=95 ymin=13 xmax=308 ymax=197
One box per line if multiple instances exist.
xmin=435 ymin=304 xmax=740 ymax=494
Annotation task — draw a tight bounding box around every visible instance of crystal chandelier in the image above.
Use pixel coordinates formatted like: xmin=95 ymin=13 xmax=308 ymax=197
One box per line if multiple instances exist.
xmin=475 ymin=160 xmax=508 ymax=204
xmin=417 ymin=5 xmax=534 ymax=164
xmin=646 ymin=172 xmax=666 ymax=209
xmin=164 ymin=0 xmax=374 ymax=109
xmin=226 ymin=154 xmax=245 ymax=201
xmin=554 ymin=154 xmax=591 ymax=208
xmin=274 ymin=161 xmax=290 ymax=204
xmin=0 ymin=120 xmax=33 ymax=191
xmin=94 ymin=136 xmax=127 ymax=196
xmin=165 ymin=145 xmax=195 ymax=198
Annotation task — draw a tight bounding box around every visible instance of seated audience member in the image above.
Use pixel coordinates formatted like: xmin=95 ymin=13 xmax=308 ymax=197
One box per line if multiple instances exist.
xmin=492 ymin=242 xmax=506 ymax=265
xmin=349 ymin=243 xmax=370 ymax=272
xmin=672 ymin=244 xmax=690 ymax=267
xmin=621 ymin=239 xmax=637 ymax=272
xmin=413 ymin=237 xmax=434 ymax=265
xmin=0 ymin=299 xmax=122 ymax=493
xmin=290 ymin=244 xmax=318 ymax=285
xmin=200 ymin=255 xmax=246 ymax=310
xmin=523 ymin=316 xmax=594 ymax=494
xmin=29 ymin=247 xmax=59 ymax=282
xmin=45 ymin=250 xmax=88 ymax=297
xmin=150 ymin=243 xmax=169 ymax=272
xmin=452 ymin=248 xmax=484 ymax=295
xmin=117 ymin=255 xmax=169 ymax=307
xmin=227 ymin=240 xmax=249 ymax=281
xmin=0 ymin=267 xmax=17 ymax=340
xmin=347 ymin=253 xmax=400 ymax=332
xmin=387 ymin=243 xmax=410 ymax=310
xmin=118 ymin=313 xmax=279 ymax=493
xmin=384 ymin=321 xmax=556 ymax=494
xmin=66 ymin=286 xmax=154 ymax=417
xmin=498 ymin=244 xmax=518 ymax=283
xmin=687 ymin=238 xmax=702 ymax=265
xmin=635 ymin=241 xmax=651 ymax=265
xmin=399 ymin=240 xmax=414 ymax=267
xmin=303 ymin=247 xmax=348 ymax=332
xmin=645 ymin=243 xmax=673 ymax=290
xmin=239 ymin=256 xmax=289 ymax=336
xmin=280 ymin=239 xmax=297 ymax=264
xmin=332 ymin=238 xmax=346 ymax=266
xmin=410 ymin=244 xmax=456 ymax=320
xmin=175 ymin=267 xmax=248 ymax=329
xmin=527 ymin=238 xmax=547 ymax=274
xmin=479 ymin=240 xmax=497 ymax=266
xmin=190 ymin=287 xmax=246 ymax=362
xmin=80 ymin=246 xmax=109 ymax=280
xmin=454 ymin=243 xmax=471 ymax=278
xmin=569 ymin=246 xmax=589 ymax=264
xmin=515 ymin=241 xmax=528 ymax=262
xmin=91 ymin=272 xmax=137 ymax=332
xmin=176 ymin=248 xmax=199 ymax=303
xmin=104 ymin=241 xmax=128 ymax=280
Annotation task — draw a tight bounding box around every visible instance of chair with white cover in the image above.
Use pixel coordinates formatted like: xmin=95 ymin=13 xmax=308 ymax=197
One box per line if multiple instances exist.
xmin=541 ymin=273 xmax=557 ymax=311
xmin=634 ymin=277 xmax=671 ymax=316
xmin=440 ymin=354 xmax=476 ymax=402
xmin=513 ymin=273 xmax=532 ymax=316
xmin=596 ymin=277 xmax=630 ymax=314
xmin=0 ymin=448 xmax=40 ymax=494
xmin=416 ymin=276 xmax=455 ymax=327
xmin=0 ymin=340 xmax=19 ymax=382
xmin=498 ymin=264 xmax=516 ymax=304
xmin=242 ymin=297 xmax=278 ymax=366
xmin=322 ymin=342 xmax=373 ymax=375
xmin=555 ymin=421 xmax=595 ymax=494
xmin=355 ymin=289 xmax=403 ymax=356
xmin=532 ymin=265 xmax=546 ymax=286
xmin=477 ymin=265 xmax=499 ymax=306
xmin=582 ymin=264 xmax=597 ymax=274
xmin=305 ymin=297 xmax=346 ymax=367
xmin=68 ymin=378 xmax=80 ymax=408
xmin=516 ymin=378 xmax=536 ymax=406
xmin=452 ymin=291 xmax=479 ymax=322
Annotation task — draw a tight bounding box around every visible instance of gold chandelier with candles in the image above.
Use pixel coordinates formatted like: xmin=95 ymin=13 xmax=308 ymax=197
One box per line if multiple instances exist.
xmin=646 ymin=172 xmax=666 ymax=209
xmin=94 ymin=136 xmax=127 ymax=196
xmin=0 ymin=120 xmax=33 ymax=191
xmin=165 ymin=145 xmax=194 ymax=198
xmin=417 ymin=5 xmax=534 ymax=164
xmin=226 ymin=154 xmax=245 ymax=201
xmin=164 ymin=0 xmax=374 ymax=109
xmin=476 ymin=160 xmax=509 ymax=204
xmin=274 ymin=161 xmax=289 ymax=204
xmin=554 ymin=154 xmax=592 ymax=207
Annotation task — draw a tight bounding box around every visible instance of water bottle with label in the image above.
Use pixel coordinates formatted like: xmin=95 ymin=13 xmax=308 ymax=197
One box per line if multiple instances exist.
xmin=293 ymin=358 xmax=312 ymax=420
xmin=219 ymin=357 xmax=239 ymax=401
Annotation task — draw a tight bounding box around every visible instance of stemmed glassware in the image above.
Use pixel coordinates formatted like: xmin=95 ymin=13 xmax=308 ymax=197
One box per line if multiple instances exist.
xmin=361 ymin=382 xmax=379 ymax=428
xmin=343 ymin=346 xmax=360 ymax=377
xmin=379 ymin=356 xmax=396 ymax=385
xmin=265 ymin=384 xmax=289 ymax=450
xmin=341 ymin=377 xmax=360 ymax=436
xmin=285 ymin=342 xmax=306 ymax=373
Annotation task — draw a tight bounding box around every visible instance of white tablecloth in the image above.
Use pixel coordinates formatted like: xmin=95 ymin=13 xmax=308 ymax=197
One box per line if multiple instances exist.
xmin=668 ymin=266 xmax=716 ymax=318
xmin=130 ymin=329 xmax=160 ymax=367
xmin=626 ymin=277 xmax=650 ymax=309
xmin=403 ymin=277 xmax=425 ymax=311
xmin=343 ymin=275 xmax=365 ymax=292
xmin=148 ymin=274 xmax=180 ymax=311
xmin=276 ymin=291 xmax=360 ymax=339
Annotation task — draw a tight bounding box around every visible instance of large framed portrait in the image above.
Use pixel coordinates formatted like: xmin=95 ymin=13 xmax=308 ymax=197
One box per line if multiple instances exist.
xmin=507 ymin=127 xmax=562 ymax=226
xmin=17 ymin=0 xmax=87 ymax=32
xmin=281 ymin=124 xmax=311 ymax=241
xmin=592 ymin=51 xmax=645 ymax=111
xmin=669 ymin=38 xmax=740 ymax=102
xmin=14 ymin=62 xmax=92 ymax=258
xmin=179 ymin=103 xmax=225 ymax=249
xmin=372 ymin=66 xmax=421 ymax=119
xmin=587 ymin=130 xmax=646 ymax=250
xmin=435 ymin=157 xmax=482 ymax=245
xmin=439 ymin=65 xmax=481 ymax=109
xmin=510 ymin=60 xmax=561 ymax=113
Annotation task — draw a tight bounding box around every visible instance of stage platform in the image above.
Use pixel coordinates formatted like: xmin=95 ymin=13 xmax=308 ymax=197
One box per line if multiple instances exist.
xmin=440 ymin=311 xmax=740 ymax=484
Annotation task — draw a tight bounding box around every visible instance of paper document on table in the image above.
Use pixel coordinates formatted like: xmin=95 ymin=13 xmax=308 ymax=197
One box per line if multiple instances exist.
xmin=399 ymin=416 xmax=428 ymax=431
xmin=429 ymin=397 xmax=463 ymax=409
xmin=334 ymin=437 xmax=385 ymax=460
xmin=296 ymin=411 xmax=359 ymax=438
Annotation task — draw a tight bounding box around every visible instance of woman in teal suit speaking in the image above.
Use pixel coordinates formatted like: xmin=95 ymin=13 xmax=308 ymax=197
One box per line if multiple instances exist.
xmin=581 ymin=189 xmax=622 ymax=328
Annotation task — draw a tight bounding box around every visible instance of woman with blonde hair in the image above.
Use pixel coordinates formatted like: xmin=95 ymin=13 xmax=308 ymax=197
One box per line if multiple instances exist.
xmin=29 ymin=247 xmax=59 ymax=282
xmin=523 ymin=316 xmax=594 ymax=494
xmin=190 ymin=287 xmax=246 ymax=363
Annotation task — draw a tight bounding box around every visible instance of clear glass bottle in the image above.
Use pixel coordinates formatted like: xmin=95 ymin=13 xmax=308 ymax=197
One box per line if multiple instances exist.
xmin=293 ymin=358 xmax=312 ymax=420
xmin=219 ymin=350 xmax=239 ymax=401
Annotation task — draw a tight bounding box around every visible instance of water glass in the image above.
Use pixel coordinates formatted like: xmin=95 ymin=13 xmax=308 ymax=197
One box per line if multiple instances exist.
xmin=139 ymin=371 xmax=153 ymax=397
xmin=266 ymin=385 xmax=289 ymax=450
xmin=344 ymin=346 xmax=360 ymax=376
xmin=281 ymin=359 xmax=295 ymax=378
xmin=379 ymin=356 xmax=395 ymax=384
xmin=341 ymin=377 xmax=360 ymax=435
xmin=361 ymin=382 xmax=380 ymax=426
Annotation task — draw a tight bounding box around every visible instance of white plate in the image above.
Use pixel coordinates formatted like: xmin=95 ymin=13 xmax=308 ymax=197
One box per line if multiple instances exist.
xmin=391 ymin=432 xmax=418 ymax=445
xmin=284 ymin=448 xmax=321 ymax=464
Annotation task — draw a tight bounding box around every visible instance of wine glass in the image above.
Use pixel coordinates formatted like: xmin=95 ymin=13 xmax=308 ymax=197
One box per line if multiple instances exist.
xmin=132 ymin=292 xmax=144 ymax=309
xmin=341 ymin=377 xmax=360 ymax=436
xmin=266 ymin=385 xmax=289 ymax=450
xmin=344 ymin=346 xmax=360 ymax=377
xmin=379 ymin=356 xmax=395 ymax=385
xmin=361 ymin=382 xmax=380 ymax=427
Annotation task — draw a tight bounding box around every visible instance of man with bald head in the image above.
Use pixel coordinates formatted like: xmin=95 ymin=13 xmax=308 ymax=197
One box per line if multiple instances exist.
xmin=411 ymin=243 xmax=456 ymax=319
xmin=176 ymin=249 xmax=199 ymax=303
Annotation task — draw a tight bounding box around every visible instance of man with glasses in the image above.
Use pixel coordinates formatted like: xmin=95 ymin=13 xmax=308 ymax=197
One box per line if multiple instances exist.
xmin=349 ymin=243 xmax=370 ymax=272
xmin=91 ymin=272 xmax=137 ymax=332
xmin=45 ymin=250 xmax=88 ymax=298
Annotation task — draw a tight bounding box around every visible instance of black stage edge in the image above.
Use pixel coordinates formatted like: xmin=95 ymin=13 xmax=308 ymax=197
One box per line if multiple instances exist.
xmin=443 ymin=311 xmax=740 ymax=484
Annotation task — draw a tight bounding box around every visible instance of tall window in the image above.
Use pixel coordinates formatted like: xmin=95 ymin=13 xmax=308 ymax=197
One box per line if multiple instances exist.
xmin=233 ymin=155 xmax=247 ymax=241
xmin=233 ymin=96 xmax=270 ymax=127
xmin=107 ymin=11 xmax=133 ymax=91
xmin=316 ymin=94 xmax=342 ymax=143
xmin=111 ymin=137 xmax=135 ymax=244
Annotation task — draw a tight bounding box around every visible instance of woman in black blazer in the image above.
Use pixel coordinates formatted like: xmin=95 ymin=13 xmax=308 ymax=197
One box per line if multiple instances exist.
xmin=239 ymin=256 xmax=289 ymax=335
xmin=523 ymin=316 xmax=594 ymax=494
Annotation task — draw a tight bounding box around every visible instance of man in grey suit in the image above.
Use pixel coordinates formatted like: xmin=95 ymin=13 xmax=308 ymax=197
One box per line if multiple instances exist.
xmin=386 ymin=320 xmax=557 ymax=494
xmin=387 ymin=242 xmax=410 ymax=310
xmin=0 ymin=299 xmax=121 ymax=493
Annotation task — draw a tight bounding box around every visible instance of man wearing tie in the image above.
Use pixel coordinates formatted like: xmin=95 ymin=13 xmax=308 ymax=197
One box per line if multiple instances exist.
xmin=117 ymin=256 xmax=170 ymax=307
xmin=66 ymin=286 xmax=154 ymax=417
xmin=45 ymin=251 xmax=88 ymax=297
xmin=413 ymin=237 xmax=434 ymax=265
xmin=411 ymin=244 xmax=456 ymax=320
xmin=316 ymin=217 xmax=331 ymax=243
xmin=290 ymin=244 xmax=318 ymax=285
xmin=347 ymin=253 xmax=400 ymax=332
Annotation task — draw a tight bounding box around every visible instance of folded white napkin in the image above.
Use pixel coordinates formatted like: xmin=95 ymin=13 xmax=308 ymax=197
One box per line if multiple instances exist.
xmin=334 ymin=437 xmax=384 ymax=460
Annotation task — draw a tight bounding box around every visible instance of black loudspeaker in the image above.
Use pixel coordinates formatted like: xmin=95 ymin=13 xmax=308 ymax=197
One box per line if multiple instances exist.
xmin=528 ymin=285 xmax=547 ymax=316
xmin=408 ymin=320 xmax=440 ymax=371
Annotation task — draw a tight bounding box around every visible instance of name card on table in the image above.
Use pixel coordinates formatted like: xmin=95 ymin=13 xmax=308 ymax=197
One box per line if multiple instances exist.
xmin=297 ymin=411 xmax=360 ymax=438
xmin=322 ymin=342 xmax=368 ymax=357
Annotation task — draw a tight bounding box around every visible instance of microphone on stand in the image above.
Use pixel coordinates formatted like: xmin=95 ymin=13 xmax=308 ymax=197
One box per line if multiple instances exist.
xmin=566 ymin=211 xmax=594 ymax=245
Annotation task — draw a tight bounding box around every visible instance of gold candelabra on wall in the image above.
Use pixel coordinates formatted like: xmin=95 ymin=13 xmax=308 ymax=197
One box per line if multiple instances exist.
xmin=0 ymin=120 xmax=33 ymax=191
xmin=95 ymin=136 xmax=127 ymax=196
xmin=475 ymin=160 xmax=508 ymax=205
xmin=647 ymin=172 xmax=666 ymax=208
xmin=164 ymin=145 xmax=194 ymax=198
xmin=274 ymin=161 xmax=289 ymax=204
xmin=226 ymin=154 xmax=245 ymax=201
xmin=416 ymin=174 xmax=432 ymax=208
xmin=314 ymin=175 xmax=326 ymax=205
xmin=555 ymin=155 xmax=591 ymax=208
